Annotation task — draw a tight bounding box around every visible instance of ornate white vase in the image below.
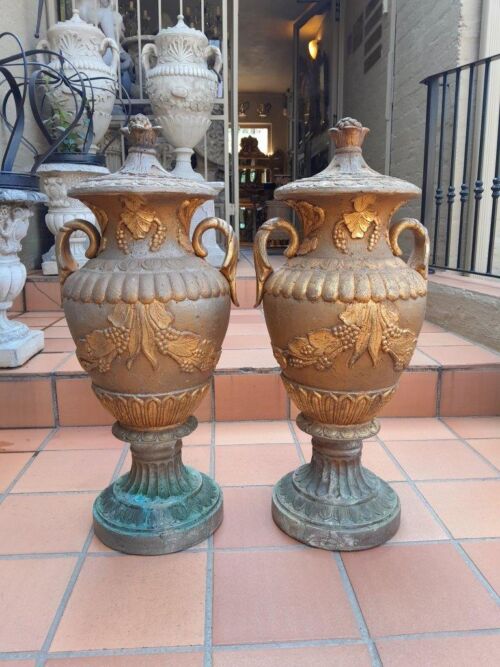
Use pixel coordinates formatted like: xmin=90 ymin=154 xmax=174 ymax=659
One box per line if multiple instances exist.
xmin=37 ymin=162 xmax=108 ymax=275
xmin=142 ymin=14 xmax=222 ymax=180
xmin=0 ymin=186 xmax=46 ymax=367
xmin=37 ymin=10 xmax=119 ymax=152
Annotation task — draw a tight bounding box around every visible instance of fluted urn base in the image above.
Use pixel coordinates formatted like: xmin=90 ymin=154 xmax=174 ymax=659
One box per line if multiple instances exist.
xmin=93 ymin=417 xmax=222 ymax=555
xmin=272 ymin=414 xmax=400 ymax=551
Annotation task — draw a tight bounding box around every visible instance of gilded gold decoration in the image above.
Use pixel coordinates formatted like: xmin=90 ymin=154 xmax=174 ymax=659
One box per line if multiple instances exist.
xmin=274 ymin=301 xmax=416 ymax=372
xmin=389 ymin=217 xmax=430 ymax=279
xmin=281 ymin=376 xmax=397 ymax=425
xmin=253 ymin=218 xmax=300 ymax=306
xmin=87 ymin=204 xmax=108 ymax=253
xmin=333 ymin=195 xmax=381 ymax=252
xmin=117 ymin=195 xmax=166 ymax=253
xmin=93 ymin=382 xmax=210 ymax=428
xmin=76 ymin=301 xmax=220 ymax=373
xmin=192 ymin=217 xmax=240 ymax=306
xmin=56 ymin=219 xmax=101 ymax=285
xmin=286 ymin=200 xmax=325 ymax=255
xmin=177 ymin=198 xmax=205 ymax=253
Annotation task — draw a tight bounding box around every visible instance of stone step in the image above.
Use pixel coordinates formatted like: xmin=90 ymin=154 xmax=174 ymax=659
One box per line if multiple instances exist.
xmin=2 ymin=299 xmax=500 ymax=427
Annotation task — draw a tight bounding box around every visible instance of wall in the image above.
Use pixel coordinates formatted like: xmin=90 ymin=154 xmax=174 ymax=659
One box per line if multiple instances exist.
xmin=0 ymin=0 xmax=54 ymax=271
xmin=343 ymin=0 xmax=390 ymax=172
xmin=237 ymin=92 xmax=288 ymax=154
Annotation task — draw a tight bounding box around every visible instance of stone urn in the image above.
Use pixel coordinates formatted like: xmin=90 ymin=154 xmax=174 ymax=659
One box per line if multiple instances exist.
xmin=37 ymin=160 xmax=108 ymax=275
xmin=254 ymin=118 xmax=429 ymax=550
xmin=142 ymin=14 xmax=222 ymax=180
xmin=37 ymin=10 xmax=119 ymax=152
xmin=56 ymin=115 xmax=239 ymax=554
xmin=0 ymin=178 xmax=46 ymax=367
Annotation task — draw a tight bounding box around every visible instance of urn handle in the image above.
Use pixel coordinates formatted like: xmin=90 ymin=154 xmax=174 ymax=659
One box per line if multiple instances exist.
xmin=56 ymin=219 xmax=101 ymax=286
xmin=192 ymin=217 xmax=239 ymax=307
xmin=142 ymin=43 xmax=158 ymax=73
xmin=253 ymin=218 xmax=300 ymax=306
xmin=205 ymin=45 xmax=223 ymax=76
xmin=99 ymin=37 xmax=120 ymax=73
xmin=389 ymin=218 xmax=430 ymax=279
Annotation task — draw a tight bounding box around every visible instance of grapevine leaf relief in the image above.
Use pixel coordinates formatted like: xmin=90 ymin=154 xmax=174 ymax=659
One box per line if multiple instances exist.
xmin=333 ymin=195 xmax=381 ymax=253
xmin=76 ymin=301 xmax=220 ymax=374
xmin=273 ymin=302 xmax=416 ymax=372
xmin=116 ymin=195 xmax=167 ymax=253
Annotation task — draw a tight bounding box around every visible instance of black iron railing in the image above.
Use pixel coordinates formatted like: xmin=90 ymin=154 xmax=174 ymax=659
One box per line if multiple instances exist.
xmin=421 ymin=54 xmax=500 ymax=278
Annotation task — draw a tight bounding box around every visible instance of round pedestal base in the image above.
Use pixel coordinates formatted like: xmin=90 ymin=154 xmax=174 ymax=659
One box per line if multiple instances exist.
xmin=272 ymin=414 xmax=400 ymax=551
xmin=92 ymin=419 xmax=223 ymax=555
xmin=272 ymin=468 xmax=400 ymax=551
xmin=93 ymin=471 xmax=223 ymax=555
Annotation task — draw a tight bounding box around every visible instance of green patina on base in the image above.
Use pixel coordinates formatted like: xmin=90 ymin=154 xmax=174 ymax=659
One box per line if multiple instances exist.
xmin=93 ymin=417 xmax=222 ymax=555
xmin=272 ymin=414 xmax=400 ymax=551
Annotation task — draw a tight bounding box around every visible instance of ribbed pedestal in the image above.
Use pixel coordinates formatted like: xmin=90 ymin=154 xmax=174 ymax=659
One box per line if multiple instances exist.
xmin=93 ymin=417 xmax=222 ymax=555
xmin=272 ymin=414 xmax=400 ymax=550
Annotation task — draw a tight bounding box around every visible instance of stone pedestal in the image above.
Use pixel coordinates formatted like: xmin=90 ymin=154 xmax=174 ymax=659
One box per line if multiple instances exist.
xmin=37 ymin=163 xmax=108 ymax=275
xmin=272 ymin=414 xmax=400 ymax=550
xmin=0 ymin=188 xmax=45 ymax=368
xmin=93 ymin=418 xmax=223 ymax=555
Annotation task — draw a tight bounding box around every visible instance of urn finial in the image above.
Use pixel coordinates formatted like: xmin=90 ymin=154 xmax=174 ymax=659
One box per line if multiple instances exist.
xmin=330 ymin=117 xmax=369 ymax=151
xmin=121 ymin=114 xmax=161 ymax=150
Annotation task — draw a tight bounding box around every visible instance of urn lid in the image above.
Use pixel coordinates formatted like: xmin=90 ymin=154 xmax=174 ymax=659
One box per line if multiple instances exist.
xmin=275 ymin=118 xmax=421 ymax=200
xmin=70 ymin=115 xmax=219 ymax=198
xmin=45 ymin=10 xmax=106 ymax=46
xmin=155 ymin=14 xmax=209 ymax=51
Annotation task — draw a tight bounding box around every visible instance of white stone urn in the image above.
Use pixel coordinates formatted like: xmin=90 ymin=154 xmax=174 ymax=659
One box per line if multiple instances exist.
xmin=37 ymin=10 xmax=119 ymax=152
xmin=142 ymin=14 xmax=222 ymax=180
xmin=0 ymin=186 xmax=45 ymax=367
xmin=37 ymin=162 xmax=108 ymax=275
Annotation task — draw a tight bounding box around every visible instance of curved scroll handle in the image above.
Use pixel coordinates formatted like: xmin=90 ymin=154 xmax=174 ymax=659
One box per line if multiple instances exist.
xmin=99 ymin=37 xmax=120 ymax=74
xmin=55 ymin=220 xmax=101 ymax=286
xmin=142 ymin=43 xmax=158 ymax=74
xmin=204 ymin=45 xmax=223 ymax=76
xmin=192 ymin=217 xmax=239 ymax=306
xmin=253 ymin=218 xmax=300 ymax=307
xmin=389 ymin=218 xmax=430 ymax=279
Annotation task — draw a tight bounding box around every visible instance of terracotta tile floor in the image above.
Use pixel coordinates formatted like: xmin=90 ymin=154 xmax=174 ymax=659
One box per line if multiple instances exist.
xmin=0 ymin=416 xmax=499 ymax=664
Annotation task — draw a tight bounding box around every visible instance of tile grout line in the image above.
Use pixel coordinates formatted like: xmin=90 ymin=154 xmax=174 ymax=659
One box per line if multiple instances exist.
xmin=34 ymin=442 xmax=129 ymax=667
xmin=376 ymin=430 xmax=500 ymax=606
xmin=332 ymin=552 xmax=382 ymax=666
xmin=437 ymin=419 xmax=500 ymax=474
xmin=0 ymin=428 xmax=58 ymax=507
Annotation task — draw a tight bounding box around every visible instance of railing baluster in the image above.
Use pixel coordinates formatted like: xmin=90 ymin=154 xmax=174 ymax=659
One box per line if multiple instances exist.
xmin=487 ymin=110 xmax=500 ymax=274
xmin=457 ymin=63 xmax=475 ymax=271
xmin=445 ymin=69 xmax=460 ymax=266
xmin=432 ymin=72 xmax=447 ymax=265
xmin=470 ymin=59 xmax=491 ymax=271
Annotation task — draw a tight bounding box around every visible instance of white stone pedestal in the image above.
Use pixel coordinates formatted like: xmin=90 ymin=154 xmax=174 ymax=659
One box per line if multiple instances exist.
xmin=0 ymin=188 xmax=46 ymax=368
xmin=37 ymin=163 xmax=108 ymax=275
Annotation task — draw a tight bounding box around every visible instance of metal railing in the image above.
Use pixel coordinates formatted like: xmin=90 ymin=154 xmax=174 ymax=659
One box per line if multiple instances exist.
xmin=421 ymin=54 xmax=500 ymax=278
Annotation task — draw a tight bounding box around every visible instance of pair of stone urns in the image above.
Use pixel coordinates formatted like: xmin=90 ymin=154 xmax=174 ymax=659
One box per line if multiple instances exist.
xmin=57 ymin=115 xmax=429 ymax=555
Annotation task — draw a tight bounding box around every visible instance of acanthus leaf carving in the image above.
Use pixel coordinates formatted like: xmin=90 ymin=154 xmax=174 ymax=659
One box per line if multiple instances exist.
xmin=286 ymin=200 xmax=325 ymax=256
xmin=177 ymin=198 xmax=204 ymax=253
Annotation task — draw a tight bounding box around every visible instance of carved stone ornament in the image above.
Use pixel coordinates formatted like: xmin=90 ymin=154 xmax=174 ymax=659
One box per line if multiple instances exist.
xmin=56 ymin=115 xmax=238 ymax=555
xmin=254 ymin=117 xmax=429 ymax=550
xmin=0 ymin=189 xmax=46 ymax=367
xmin=37 ymin=162 xmax=108 ymax=275
xmin=37 ymin=10 xmax=119 ymax=151
xmin=142 ymin=14 xmax=222 ymax=180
